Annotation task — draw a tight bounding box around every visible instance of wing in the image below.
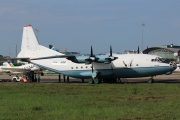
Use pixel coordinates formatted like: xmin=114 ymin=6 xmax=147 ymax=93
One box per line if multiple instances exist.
xmin=29 ymin=46 xmax=118 ymax=64
xmin=2 ymin=68 xmax=29 ymax=72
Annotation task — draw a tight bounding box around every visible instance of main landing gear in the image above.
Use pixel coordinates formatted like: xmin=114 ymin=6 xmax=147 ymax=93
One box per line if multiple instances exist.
xmin=88 ymin=78 xmax=101 ymax=84
xmin=148 ymin=76 xmax=155 ymax=83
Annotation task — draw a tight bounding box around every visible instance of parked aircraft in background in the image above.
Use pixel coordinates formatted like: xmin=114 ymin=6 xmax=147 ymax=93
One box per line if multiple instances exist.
xmin=16 ymin=24 xmax=177 ymax=84
xmin=0 ymin=61 xmax=16 ymax=74
xmin=0 ymin=60 xmax=42 ymax=75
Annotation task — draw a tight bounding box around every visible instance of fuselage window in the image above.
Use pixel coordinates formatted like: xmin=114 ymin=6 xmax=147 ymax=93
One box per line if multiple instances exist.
xmin=136 ymin=64 xmax=138 ymax=66
xmin=86 ymin=66 xmax=88 ymax=69
xmin=81 ymin=66 xmax=83 ymax=69
xmin=76 ymin=67 xmax=78 ymax=69
xmin=71 ymin=67 xmax=73 ymax=69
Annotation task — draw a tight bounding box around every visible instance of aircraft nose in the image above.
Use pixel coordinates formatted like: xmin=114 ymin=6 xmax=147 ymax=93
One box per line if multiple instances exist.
xmin=169 ymin=61 xmax=177 ymax=70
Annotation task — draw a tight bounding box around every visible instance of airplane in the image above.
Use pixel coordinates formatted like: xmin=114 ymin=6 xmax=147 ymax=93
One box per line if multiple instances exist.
xmin=1 ymin=60 xmax=42 ymax=76
xmin=16 ymin=24 xmax=177 ymax=84
xmin=0 ymin=61 xmax=16 ymax=74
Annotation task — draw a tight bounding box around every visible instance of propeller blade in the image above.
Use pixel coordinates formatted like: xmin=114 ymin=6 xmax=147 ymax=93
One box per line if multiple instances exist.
xmin=104 ymin=46 xmax=118 ymax=64
xmin=85 ymin=46 xmax=96 ymax=63
xmin=92 ymin=64 xmax=94 ymax=73
xmin=110 ymin=45 xmax=112 ymax=57
xmin=90 ymin=46 xmax=93 ymax=57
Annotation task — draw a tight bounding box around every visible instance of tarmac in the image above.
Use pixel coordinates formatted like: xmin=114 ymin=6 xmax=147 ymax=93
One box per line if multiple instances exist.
xmin=0 ymin=72 xmax=180 ymax=84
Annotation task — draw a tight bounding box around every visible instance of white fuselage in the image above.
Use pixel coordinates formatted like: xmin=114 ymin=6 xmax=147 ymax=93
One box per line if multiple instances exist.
xmin=29 ymin=54 xmax=174 ymax=79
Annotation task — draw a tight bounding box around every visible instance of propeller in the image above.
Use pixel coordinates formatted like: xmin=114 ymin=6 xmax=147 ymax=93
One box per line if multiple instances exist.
xmin=85 ymin=46 xmax=118 ymax=73
xmin=85 ymin=46 xmax=98 ymax=64
xmin=105 ymin=46 xmax=118 ymax=64
xmin=84 ymin=46 xmax=97 ymax=73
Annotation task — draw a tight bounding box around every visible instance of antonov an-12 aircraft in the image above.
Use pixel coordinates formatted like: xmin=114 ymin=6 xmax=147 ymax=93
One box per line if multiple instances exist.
xmin=17 ymin=24 xmax=177 ymax=84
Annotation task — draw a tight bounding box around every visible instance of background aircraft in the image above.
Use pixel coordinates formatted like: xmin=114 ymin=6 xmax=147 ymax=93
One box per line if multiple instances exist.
xmin=0 ymin=60 xmax=42 ymax=76
xmin=0 ymin=61 xmax=15 ymax=74
xmin=17 ymin=24 xmax=177 ymax=84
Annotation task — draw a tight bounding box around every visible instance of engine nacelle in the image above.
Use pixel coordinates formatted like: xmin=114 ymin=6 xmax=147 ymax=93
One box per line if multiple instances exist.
xmin=67 ymin=54 xmax=118 ymax=64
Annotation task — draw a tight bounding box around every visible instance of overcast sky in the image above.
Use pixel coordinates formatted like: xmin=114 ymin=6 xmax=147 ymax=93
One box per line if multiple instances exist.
xmin=0 ymin=0 xmax=180 ymax=56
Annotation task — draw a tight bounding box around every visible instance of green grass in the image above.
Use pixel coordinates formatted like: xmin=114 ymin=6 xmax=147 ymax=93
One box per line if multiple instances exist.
xmin=0 ymin=83 xmax=179 ymax=120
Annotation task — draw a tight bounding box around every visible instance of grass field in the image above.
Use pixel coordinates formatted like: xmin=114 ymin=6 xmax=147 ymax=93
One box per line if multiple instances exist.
xmin=0 ymin=83 xmax=179 ymax=120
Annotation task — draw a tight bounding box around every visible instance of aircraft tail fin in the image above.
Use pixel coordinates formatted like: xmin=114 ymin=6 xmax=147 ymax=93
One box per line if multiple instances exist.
xmin=21 ymin=24 xmax=39 ymax=51
xmin=7 ymin=60 xmax=14 ymax=68
xmin=17 ymin=24 xmax=64 ymax=58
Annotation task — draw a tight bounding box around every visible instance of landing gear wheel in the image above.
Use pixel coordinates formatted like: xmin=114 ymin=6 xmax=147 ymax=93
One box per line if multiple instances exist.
xmin=88 ymin=79 xmax=94 ymax=84
xmin=148 ymin=78 xmax=154 ymax=83
xmin=94 ymin=78 xmax=100 ymax=84
xmin=12 ymin=78 xmax=17 ymax=82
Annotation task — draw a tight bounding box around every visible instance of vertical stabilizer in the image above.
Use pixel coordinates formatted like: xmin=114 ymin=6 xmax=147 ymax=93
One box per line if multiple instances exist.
xmin=18 ymin=24 xmax=63 ymax=58
xmin=7 ymin=60 xmax=14 ymax=68
xmin=21 ymin=24 xmax=39 ymax=51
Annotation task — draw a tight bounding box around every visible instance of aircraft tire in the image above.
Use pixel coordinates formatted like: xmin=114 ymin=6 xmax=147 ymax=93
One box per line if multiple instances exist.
xmin=94 ymin=78 xmax=100 ymax=84
xmin=88 ymin=79 xmax=94 ymax=84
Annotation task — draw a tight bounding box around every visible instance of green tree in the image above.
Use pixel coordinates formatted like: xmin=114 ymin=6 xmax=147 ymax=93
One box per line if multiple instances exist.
xmin=0 ymin=55 xmax=3 ymax=61
xmin=13 ymin=62 xmax=24 ymax=66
